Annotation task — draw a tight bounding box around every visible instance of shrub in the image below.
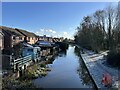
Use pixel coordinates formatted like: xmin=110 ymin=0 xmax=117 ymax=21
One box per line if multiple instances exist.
xmin=40 ymin=63 xmax=46 ymax=67
xmin=55 ymin=42 xmax=69 ymax=50
xmin=107 ymin=51 xmax=120 ymax=67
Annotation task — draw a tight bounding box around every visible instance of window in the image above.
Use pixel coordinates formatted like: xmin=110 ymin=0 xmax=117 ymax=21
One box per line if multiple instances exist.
xmin=13 ymin=36 xmax=16 ymax=40
xmin=28 ymin=37 xmax=30 ymax=40
xmin=28 ymin=37 xmax=30 ymax=42
xmin=28 ymin=49 xmax=33 ymax=52
xmin=19 ymin=37 xmax=22 ymax=40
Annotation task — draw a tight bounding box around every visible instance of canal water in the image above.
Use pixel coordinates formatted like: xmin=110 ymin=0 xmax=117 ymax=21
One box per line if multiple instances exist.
xmin=33 ymin=45 xmax=94 ymax=88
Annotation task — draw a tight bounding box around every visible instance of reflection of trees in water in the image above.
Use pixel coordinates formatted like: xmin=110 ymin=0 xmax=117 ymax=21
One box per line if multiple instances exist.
xmin=46 ymin=48 xmax=68 ymax=64
xmin=58 ymin=50 xmax=67 ymax=57
xmin=74 ymin=46 xmax=81 ymax=56
xmin=46 ymin=53 xmax=59 ymax=64
xmin=74 ymin=46 xmax=93 ymax=86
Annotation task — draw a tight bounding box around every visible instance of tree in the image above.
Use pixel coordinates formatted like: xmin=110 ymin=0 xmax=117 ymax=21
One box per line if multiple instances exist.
xmin=106 ymin=5 xmax=116 ymax=51
xmin=74 ymin=2 xmax=120 ymax=67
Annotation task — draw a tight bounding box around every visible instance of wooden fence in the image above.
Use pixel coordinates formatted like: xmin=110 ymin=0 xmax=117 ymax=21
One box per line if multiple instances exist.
xmin=12 ymin=55 xmax=32 ymax=71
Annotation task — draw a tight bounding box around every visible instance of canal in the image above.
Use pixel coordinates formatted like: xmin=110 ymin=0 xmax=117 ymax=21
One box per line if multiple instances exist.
xmin=33 ymin=45 xmax=95 ymax=88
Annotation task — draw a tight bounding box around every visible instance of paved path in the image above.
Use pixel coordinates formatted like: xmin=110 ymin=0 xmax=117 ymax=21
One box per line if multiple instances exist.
xmin=81 ymin=51 xmax=119 ymax=89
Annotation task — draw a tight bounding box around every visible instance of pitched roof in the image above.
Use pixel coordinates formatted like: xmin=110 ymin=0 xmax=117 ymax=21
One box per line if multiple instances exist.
xmin=15 ymin=28 xmax=37 ymax=37
xmin=0 ymin=26 xmax=24 ymax=36
xmin=0 ymin=26 xmax=37 ymax=37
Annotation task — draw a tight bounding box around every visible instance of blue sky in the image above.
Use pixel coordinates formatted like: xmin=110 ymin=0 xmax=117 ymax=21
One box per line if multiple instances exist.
xmin=2 ymin=2 xmax=112 ymax=39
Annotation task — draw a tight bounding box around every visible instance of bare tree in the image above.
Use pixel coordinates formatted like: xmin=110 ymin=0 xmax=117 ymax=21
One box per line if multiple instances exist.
xmin=106 ymin=5 xmax=116 ymax=51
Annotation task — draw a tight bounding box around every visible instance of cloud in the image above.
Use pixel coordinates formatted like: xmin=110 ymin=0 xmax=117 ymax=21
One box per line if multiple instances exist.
xmin=63 ymin=31 xmax=74 ymax=39
xmin=40 ymin=29 xmax=44 ymax=32
xmin=35 ymin=28 xmax=56 ymax=36
xmin=63 ymin=32 xmax=69 ymax=38
xmin=48 ymin=29 xmax=56 ymax=34
xmin=63 ymin=32 xmax=68 ymax=35
xmin=35 ymin=28 xmax=73 ymax=39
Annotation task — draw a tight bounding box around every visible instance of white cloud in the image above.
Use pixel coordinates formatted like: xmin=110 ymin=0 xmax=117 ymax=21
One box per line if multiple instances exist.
xmin=40 ymin=29 xmax=44 ymax=32
xmin=48 ymin=29 xmax=56 ymax=34
xmin=63 ymin=32 xmax=69 ymax=38
xmin=35 ymin=28 xmax=57 ymax=36
xmin=35 ymin=28 xmax=73 ymax=39
xmin=63 ymin=32 xmax=68 ymax=35
xmin=52 ymin=31 xmax=56 ymax=34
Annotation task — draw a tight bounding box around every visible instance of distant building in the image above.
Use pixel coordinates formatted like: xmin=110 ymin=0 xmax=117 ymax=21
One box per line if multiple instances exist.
xmin=53 ymin=37 xmax=61 ymax=42
xmin=39 ymin=35 xmax=53 ymax=42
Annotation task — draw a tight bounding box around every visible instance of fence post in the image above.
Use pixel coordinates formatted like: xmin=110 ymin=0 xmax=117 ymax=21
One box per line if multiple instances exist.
xmin=11 ymin=57 xmax=16 ymax=73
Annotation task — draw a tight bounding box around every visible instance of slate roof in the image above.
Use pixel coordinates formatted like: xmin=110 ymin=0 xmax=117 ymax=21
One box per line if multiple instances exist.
xmin=0 ymin=26 xmax=24 ymax=36
xmin=15 ymin=28 xmax=37 ymax=37
xmin=0 ymin=26 xmax=37 ymax=37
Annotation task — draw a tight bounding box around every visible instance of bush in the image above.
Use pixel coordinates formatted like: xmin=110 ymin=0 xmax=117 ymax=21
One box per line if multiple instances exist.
xmin=40 ymin=63 xmax=46 ymax=67
xmin=107 ymin=51 xmax=120 ymax=67
xmin=55 ymin=42 xmax=69 ymax=50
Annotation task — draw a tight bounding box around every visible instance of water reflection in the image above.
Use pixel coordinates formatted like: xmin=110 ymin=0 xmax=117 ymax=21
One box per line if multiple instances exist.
xmin=33 ymin=46 xmax=94 ymax=88
xmin=46 ymin=50 xmax=67 ymax=64
xmin=58 ymin=50 xmax=67 ymax=57
xmin=74 ymin=46 xmax=94 ymax=86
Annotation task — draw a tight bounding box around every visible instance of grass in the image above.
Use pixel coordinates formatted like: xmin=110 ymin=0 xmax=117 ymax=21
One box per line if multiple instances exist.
xmin=2 ymin=61 xmax=50 ymax=89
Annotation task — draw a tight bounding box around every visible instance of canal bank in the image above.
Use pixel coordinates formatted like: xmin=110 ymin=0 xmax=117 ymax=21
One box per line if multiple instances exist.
xmin=79 ymin=54 xmax=98 ymax=90
xmin=33 ymin=46 xmax=95 ymax=88
xmin=2 ymin=50 xmax=58 ymax=89
xmin=2 ymin=45 xmax=96 ymax=89
xmin=78 ymin=55 xmax=98 ymax=90
xmin=79 ymin=47 xmax=119 ymax=89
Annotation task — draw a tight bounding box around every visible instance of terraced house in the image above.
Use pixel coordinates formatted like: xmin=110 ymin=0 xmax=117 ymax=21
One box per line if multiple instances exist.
xmin=15 ymin=28 xmax=38 ymax=44
xmin=0 ymin=26 xmax=25 ymax=54
xmin=0 ymin=26 xmax=39 ymax=54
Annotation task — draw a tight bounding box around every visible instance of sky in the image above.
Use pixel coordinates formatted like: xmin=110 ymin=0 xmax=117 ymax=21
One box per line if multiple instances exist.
xmin=2 ymin=2 xmax=115 ymax=39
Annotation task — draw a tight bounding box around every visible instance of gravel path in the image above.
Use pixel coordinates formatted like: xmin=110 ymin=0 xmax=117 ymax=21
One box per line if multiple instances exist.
xmin=81 ymin=50 xmax=119 ymax=89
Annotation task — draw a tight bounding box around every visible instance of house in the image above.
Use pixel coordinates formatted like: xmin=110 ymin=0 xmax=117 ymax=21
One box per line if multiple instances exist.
xmin=47 ymin=37 xmax=53 ymax=42
xmin=0 ymin=31 xmax=4 ymax=50
xmin=39 ymin=35 xmax=47 ymax=41
xmin=0 ymin=26 xmax=25 ymax=54
xmin=15 ymin=28 xmax=38 ymax=44
xmin=22 ymin=42 xmax=41 ymax=62
xmin=53 ymin=37 xmax=61 ymax=42
xmin=36 ymin=40 xmax=52 ymax=47
xmin=36 ymin=40 xmax=53 ymax=57
xmin=39 ymin=35 xmax=53 ymax=42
